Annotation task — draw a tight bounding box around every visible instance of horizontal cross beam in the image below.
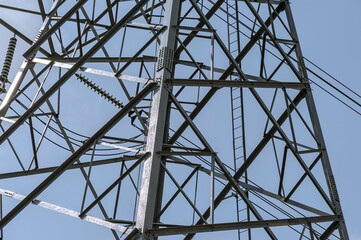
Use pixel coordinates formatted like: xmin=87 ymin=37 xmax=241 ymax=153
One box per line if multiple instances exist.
xmin=166 ymin=79 xmax=310 ymax=89
xmin=147 ymin=215 xmax=341 ymax=237
xmin=0 ymin=156 xmax=141 ymax=179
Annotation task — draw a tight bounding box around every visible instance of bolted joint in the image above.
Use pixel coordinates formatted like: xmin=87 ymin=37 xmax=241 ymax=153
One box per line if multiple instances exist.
xmin=124 ymin=228 xmax=141 ymax=240
xmin=0 ymin=82 xmax=6 ymax=94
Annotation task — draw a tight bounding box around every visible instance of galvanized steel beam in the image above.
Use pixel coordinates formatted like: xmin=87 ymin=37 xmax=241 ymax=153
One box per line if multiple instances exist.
xmin=134 ymin=0 xmax=181 ymax=238
xmin=148 ymin=215 xmax=341 ymax=237
xmin=166 ymin=79 xmax=310 ymax=89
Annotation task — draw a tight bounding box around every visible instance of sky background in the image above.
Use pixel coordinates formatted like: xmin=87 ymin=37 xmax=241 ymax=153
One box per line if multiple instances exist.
xmin=0 ymin=0 xmax=360 ymax=239
xmin=292 ymin=0 xmax=361 ymax=239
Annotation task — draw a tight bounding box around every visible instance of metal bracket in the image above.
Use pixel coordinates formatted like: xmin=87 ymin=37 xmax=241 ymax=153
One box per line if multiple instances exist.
xmin=156 ymin=46 xmax=174 ymax=73
xmin=124 ymin=228 xmax=141 ymax=240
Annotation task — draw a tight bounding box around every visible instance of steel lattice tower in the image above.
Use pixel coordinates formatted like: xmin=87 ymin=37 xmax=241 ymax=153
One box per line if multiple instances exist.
xmin=0 ymin=0 xmax=349 ymax=239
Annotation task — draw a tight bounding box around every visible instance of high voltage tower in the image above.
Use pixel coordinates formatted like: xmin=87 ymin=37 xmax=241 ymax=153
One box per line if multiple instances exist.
xmin=0 ymin=0 xmax=351 ymax=239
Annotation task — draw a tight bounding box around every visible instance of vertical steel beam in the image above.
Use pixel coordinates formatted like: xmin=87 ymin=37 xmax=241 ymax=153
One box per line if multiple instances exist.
xmin=135 ymin=0 xmax=181 ymax=238
xmin=210 ymin=156 xmax=215 ymax=224
xmin=284 ymin=3 xmax=349 ymax=239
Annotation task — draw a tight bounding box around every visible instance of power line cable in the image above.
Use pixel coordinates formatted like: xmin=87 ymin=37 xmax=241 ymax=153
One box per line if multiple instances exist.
xmin=309 ymin=78 xmax=361 ymax=116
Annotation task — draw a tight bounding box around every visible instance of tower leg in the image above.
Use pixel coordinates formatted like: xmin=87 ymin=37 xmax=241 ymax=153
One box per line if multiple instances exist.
xmin=135 ymin=0 xmax=181 ymax=238
xmin=284 ymin=3 xmax=349 ymax=239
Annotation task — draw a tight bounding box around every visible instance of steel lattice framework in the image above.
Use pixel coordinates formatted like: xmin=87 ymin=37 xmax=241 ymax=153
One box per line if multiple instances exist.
xmin=0 ymin=0 xmax=349 ymax=239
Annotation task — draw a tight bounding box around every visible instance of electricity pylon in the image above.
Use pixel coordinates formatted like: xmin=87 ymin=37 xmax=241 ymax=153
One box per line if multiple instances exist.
xmin=0 ymin=0 xmax=349 ymax=239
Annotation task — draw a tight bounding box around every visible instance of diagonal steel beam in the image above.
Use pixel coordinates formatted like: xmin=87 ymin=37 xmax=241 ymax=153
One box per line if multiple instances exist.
xmin=168 ymin=2 xmax=286 ymax=145
xmin=106 ymin=0 xmax=116 ymax=25
xmin=175 ymin=35 xmax=210 ymax=80
xmin=249 ymin=88 xmax=335 ymax=211
xmin=23 ymin=0 xmax=86 ymax=59
xmin=0 ymin=125 xmax=25 ymax=171
xmin=37 ymin=0 xmax=46 ymax=20
xmin=169 ymin=153 xmax=330 ymax=217
xmin=37 ymin=0 xmax=56 ymax=55
xmin=319 ymin=221 xmax=339 ymax=240
xmin=184 ymin=89 xmax=307 ymax=240
xmin=169 ymin=93 xmax=277 ymax=239
xmin=285 ymin=153 xmax=322 ymax=201
xmin=243 ymin=0 xmax=302 ymax=81
xmin=61 ymin=0 xmax=123 ymax=56
xmin=185 ymin=0 xmax=334 ymax=219
xmin=156 ymin=167 xmax=198 ymax=218
xmin=130 ymin=1 xmax=164 ymax=21
xmin=0 ymin=82 xmax=156 ymax=228
xmin=28 ymin=69 xmax=122 ymax=240
xmin=0 ymin=0 xmax=63 ymax=120
xmin=174 ymin=0 xmax=224 ymax=59
xmin=160 ymin=162 xmax=208 ymax=224
xmin=0 ymin=0 xmax=150 ymax=145
xmin=114 ymin=26 xmax=167 ymax=77
xmin=0 ymin=18 xmax=50 ymax=57
xmin=77 ymin=6 xmax=150 ymax=134
xmin=79 ymin=152 xmax=150 ymax=217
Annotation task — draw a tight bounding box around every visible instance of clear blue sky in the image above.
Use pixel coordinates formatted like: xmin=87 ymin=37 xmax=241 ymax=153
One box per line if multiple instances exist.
xmin=292 ymin=0 xmax=361 ymax=239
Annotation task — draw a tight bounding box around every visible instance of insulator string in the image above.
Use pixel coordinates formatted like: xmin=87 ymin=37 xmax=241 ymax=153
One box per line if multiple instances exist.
xmin=75 ymin=73 xmax=124 ymax=108
xmin=0 ymin=36 xmax=17 ymax=93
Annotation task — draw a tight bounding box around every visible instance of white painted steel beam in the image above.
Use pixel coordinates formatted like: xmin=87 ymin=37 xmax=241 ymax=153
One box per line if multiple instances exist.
xmin=0 ymin=188 xmax=133 ymax=234
xmin=32 ymin=58 xmax=150 ymax=84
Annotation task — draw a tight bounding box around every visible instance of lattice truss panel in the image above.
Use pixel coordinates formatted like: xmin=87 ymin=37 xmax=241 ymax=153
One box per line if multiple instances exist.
xmin=0 ymin=0 xmax=348 ymax=239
